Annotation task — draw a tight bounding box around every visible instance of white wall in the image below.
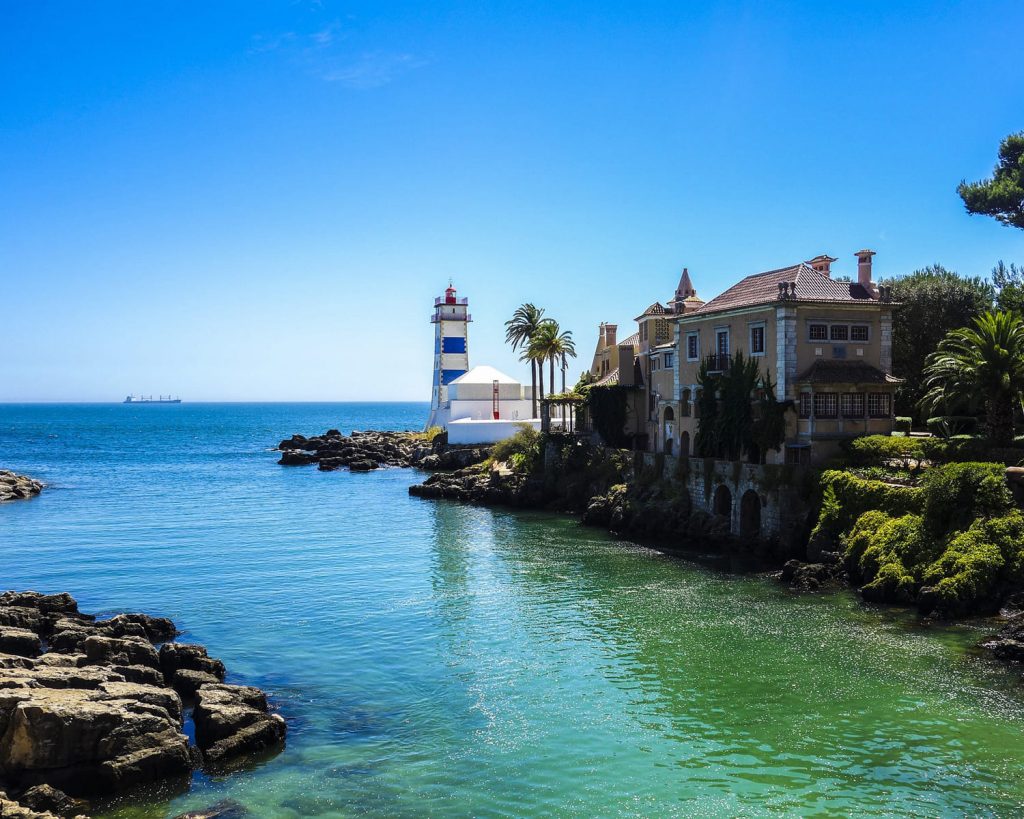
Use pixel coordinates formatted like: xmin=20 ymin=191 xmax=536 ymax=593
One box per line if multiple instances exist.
xmin=448 ymin=398 xmax=535 ymax=422
xmin=447 ymin=419 xmax=542 ymax=445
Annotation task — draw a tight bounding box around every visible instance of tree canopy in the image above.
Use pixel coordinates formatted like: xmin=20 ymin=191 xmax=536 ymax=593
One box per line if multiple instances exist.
xmin=992 ymin=261 xmax=1024 ymax=314
xmin=921 ymin=311 xmax=1024 ymax=446
xmin=957 ymin=132 xmax=1024 ymax=230
xmin=880 ymin=265 xmax=993 ymax=417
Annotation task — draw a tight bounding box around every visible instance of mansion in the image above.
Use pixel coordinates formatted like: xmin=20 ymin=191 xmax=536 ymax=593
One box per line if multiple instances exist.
xmin=589 ymin=250 xmax=899 ymax=464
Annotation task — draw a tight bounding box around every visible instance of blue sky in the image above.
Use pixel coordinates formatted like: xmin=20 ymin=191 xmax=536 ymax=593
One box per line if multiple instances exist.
xmin=2 ymin=1 xmax=1022 ymax=401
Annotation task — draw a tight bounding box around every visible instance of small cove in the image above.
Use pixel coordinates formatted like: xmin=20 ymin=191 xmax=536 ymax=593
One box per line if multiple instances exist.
xmin=2 ymin=402 xmax=1023 ymax=817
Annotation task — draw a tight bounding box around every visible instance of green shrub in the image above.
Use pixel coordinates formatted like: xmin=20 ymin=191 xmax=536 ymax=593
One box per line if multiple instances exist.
xmin=921 ymin=512 xmax=1024 ymax=615
xmin=492 ymin=425 xmax=542 ymax=473
xmin=844 ymin=435 xmax=925 ymax=469
xmin=808 ymin=471 xmax=923 ymax=554
xmin=919 ymin=462 xmax=1014 ymax=535
xmin=894 ymin=416 xmax=912 ymax=434
xmin=925 ymin=416 xmax=978 ymax=438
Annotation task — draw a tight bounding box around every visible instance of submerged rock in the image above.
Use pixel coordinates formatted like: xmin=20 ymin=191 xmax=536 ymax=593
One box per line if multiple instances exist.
xmin=983 ymin=613 xmax=1024 ymax=663
xmin=172 ymin=798 xmax=248 ymax=819
xmin=17 ymin=784 xmax=89 ymax=818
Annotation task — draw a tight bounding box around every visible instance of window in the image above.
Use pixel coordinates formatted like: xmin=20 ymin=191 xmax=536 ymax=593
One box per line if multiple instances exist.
xmin=832 ymin=346 xmax=847 ymax=359
xmin=841 ymin=393 xmax=865 ymax=418
xmin=686 ymin=333 xmax=699 ymax=361
xmin=868 ymin=392 xmax=891 ymax=418
xmin=650 ymin=357 xmax=659 ymax=371
xmin=750 ymin=325 xmax=765 ymax=355
xmin=809 ymin=324 xmax=828 ymax=341
xmin=680 ymin=388 xmax=691 ymax=416
xmin=851 ymin=324 xmax=870 ymax=342
xmin=814 ymin=392 xmax=838 ymax=418
xmin=641 ymin=323 xmax=648 ymax=342
xmin=664 ymin=352 xmax=674 ymax=369
xmin=716 ymin=329 xmax=730 ymax=357
xmin=799 ymin=393 xmax=812 ymax=418
xmin=830 ymin=324 xmax=849 ymax=341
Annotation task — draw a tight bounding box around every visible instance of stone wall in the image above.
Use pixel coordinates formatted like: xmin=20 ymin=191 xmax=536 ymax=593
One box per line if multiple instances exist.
xmin=636 ymin=452 xmax=810 ymax=548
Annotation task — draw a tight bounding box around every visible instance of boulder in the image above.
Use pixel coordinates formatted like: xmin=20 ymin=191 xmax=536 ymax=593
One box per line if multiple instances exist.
xmin=0 ymin=675 xmax=190 ymax=796
xmin=170 ymin=668 xmax=220 ymax=697
xmin=348 ymin=459 xmax=379 ymax=472
xmin=159 ymin=643 xmax=226 ymax=686
xmin=0 ymin=592 xmax=79 ymax=616
xmin=0 ymin=607 xmax=45 ymax=634
xmin=0 ymin=791 xmax=64 ymax=818
xmin=0 ymin=653 xmax=37 ymax=670
xmin=113 ymin=613 xmax=178 ymax=643
xmin=193 ymin=684 xmax=284 ymax=764
xmin=17 ymin=784 xmax=89 ymax=818
xmin=0 ymin=627 xmax=42 ymax=658
xmin=277 ymin=450 xmax=317 ymax=466
xmin=81 ymin=636 xmax=160 ymax=671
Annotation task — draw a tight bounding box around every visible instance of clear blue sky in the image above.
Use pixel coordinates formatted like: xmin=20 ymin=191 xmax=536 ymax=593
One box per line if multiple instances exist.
xmin=2 ymin=1 xmax=1022 ymax=401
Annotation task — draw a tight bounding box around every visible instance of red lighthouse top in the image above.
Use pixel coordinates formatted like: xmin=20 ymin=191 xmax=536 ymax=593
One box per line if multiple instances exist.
xmin=444 ymin=284 xmax=457 ymax=304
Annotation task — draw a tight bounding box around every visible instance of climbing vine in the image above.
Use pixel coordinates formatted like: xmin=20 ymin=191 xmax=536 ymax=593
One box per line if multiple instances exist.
xmin=694 ymin=352 xmax=793 ymax=462
xmin=586 ymin=385 xmax=632 ymax=448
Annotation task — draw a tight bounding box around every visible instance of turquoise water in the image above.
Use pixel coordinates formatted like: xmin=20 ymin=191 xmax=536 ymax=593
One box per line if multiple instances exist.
xmin=2 ymin=403 xmax=1024 ymax=817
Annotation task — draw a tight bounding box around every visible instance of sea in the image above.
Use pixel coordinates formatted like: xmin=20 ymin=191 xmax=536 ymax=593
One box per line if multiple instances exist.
xmin=2 ymin=402 xmax=1024 ymax=818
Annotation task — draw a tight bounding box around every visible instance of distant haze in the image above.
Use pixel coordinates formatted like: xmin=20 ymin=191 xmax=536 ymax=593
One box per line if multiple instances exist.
xmin=2 ymin=1 xmax=1022 ymax=401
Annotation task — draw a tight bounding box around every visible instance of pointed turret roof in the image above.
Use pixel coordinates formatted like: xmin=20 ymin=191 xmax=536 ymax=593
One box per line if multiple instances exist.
xmin=675 ymin=267 xmax=696 ymax=300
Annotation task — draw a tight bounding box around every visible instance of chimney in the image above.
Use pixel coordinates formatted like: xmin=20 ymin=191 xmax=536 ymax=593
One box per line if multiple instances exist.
xmin=855 ymin=250 xmax=877 ymax=296
xmin=808 ymin=254 xmax=837 ymax=277
xmin=605 ymin=323 xmax=617 ymax=347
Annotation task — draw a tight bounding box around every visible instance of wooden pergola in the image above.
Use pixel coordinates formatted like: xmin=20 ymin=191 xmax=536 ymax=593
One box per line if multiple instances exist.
xmin=539 ymin=395 xmax=587 ymax=434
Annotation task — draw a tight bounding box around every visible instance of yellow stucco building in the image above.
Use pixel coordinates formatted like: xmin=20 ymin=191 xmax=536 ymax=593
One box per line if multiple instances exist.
xmin=663 ymin=250 xmax=898 ymax=463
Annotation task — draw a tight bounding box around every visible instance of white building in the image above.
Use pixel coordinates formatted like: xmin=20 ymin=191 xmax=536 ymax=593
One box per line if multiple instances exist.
xmin=436 ymin=366 xmax=540 ymax=444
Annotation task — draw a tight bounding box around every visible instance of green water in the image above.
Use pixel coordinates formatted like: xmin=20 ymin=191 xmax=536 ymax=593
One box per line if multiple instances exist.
xmin=3 ymin=404 xmax=1023 ymax=817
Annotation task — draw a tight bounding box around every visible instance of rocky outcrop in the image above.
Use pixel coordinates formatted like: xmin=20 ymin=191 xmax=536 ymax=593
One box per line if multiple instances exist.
xmin=0 ymin=472 xmax=43 ymax=503
xmin=983 ymin=613 xmax=1024 ymax=663
xmin=0 ymin=592 xmax=285 ymax=816
xmin=277 ymin=429 xmax=489 ymax=473
xmin=193 ymin=685 xmax=286 ymax=765
xmin=780 ymin=554 xmax=847 ymax=591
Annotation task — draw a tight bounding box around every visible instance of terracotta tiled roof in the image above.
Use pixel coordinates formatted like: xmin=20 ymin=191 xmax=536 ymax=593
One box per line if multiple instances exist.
xmin=795 ymin=360 xmax=902 ymax=385
xmin=618 ymin=332 xmax=640 ymax=348
xmin=595 ymin=367 xmax=619 ymax=386
xmin=634 ymin=302 xmax=668 ymax=320
xmin=689 ymin=262 xmax=877 ymax=316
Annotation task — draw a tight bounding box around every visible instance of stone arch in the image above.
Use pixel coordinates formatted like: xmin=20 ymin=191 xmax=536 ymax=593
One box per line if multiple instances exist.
xmin=713 ymin=484 xmax=732 ymax=525
xmin=662 ymin=405 xmax=676 ymax=454
xmin=679 ymin=430 xmax=690 ymax=457
xmin=740 ymin=490 xmax=761 ymax=540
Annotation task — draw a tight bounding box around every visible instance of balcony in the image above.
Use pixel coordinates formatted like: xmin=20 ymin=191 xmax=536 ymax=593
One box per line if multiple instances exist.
xmin=704 ymin=354 xmax=731 ymax=373
xmin=434 ymin=296 xmax=469 ymax=306
xmin=431 ymin=313 xmax=473 ymax=323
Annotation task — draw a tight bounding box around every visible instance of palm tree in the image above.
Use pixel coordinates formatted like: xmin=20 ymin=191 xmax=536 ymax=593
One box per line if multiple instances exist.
xmin=526 ymin=320 xmax=559 ymax=403
xmin=505 ymin=304 xmax=545 ymax=418
xmin=920 ymin=310 xmax=1024 ymax=446
xmin=553 ymin=327 xmax=577 ymax=394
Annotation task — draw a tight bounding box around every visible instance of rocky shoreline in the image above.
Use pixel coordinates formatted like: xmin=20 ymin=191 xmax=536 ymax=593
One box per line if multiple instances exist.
xmin=0 ymin=591 xmax=285 ymax=818
xmin=277 ymin=429 xmax=490 ymax=472
xmin=1 ymin=472 xmax=43 ymax=504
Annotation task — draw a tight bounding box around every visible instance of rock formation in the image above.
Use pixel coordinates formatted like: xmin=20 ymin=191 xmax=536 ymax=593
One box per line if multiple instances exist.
xmin=0 ymin=591 xmax=285 ymax=817
xmin=0 ymin=472 xmax=43 ymax=503
xmin=276 ymin=429 xmax=489 ymax=472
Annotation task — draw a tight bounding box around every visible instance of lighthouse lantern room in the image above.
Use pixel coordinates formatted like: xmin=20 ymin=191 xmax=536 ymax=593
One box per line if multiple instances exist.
xmin=426 ymin=283 xmax=471 ymax=428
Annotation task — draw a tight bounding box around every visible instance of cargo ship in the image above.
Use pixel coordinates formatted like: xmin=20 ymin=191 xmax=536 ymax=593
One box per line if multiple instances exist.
xmin=123 ymin=395 xmax=182 ymax=404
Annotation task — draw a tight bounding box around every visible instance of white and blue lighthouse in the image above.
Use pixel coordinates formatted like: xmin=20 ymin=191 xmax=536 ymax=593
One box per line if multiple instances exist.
xmin=426 ymin=283 xmax=471 ymax=429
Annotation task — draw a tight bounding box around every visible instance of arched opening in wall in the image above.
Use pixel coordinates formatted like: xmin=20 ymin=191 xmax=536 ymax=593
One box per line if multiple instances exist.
xmin=662 ymin=406 xmax=675 ymax=454
xmin=713 ymin=484 xmax=732 ymax=528
xmin=740 ymin=490 xmax=761 ymax=540
xmin=680 ymin=389 xmax=691 ymax=416
xmin=679 ymin=431 xmax=690 ymax=457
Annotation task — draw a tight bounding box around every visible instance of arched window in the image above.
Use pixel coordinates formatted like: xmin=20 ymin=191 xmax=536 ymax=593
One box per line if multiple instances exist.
xmin=680 ymin=388 xmax=691 ymax=417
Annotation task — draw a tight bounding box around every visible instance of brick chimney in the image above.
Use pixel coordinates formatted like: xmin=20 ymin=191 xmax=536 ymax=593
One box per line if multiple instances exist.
xmin=604 ymin=323 xmax=617 ymax=347
xmin=807 ymin=254 xmax=837 ymax=277
xmin=855 ymin=250 xmax=877 ymax=296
